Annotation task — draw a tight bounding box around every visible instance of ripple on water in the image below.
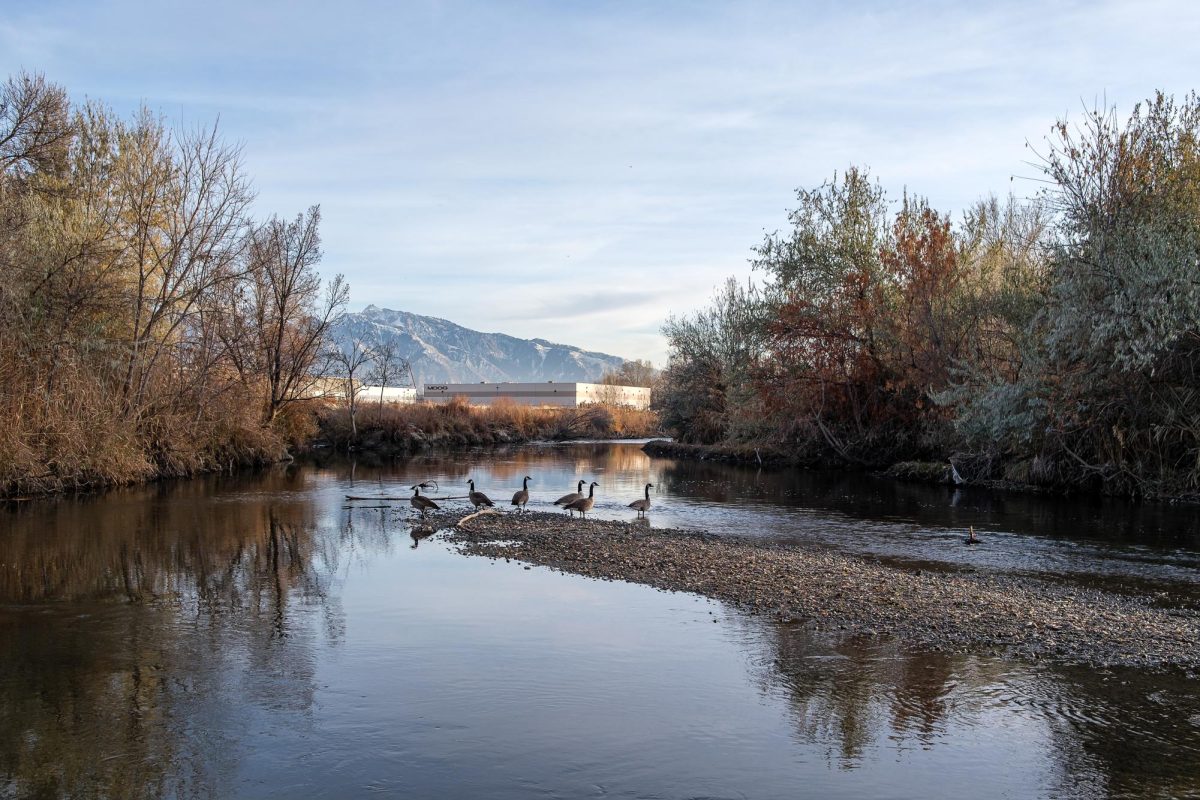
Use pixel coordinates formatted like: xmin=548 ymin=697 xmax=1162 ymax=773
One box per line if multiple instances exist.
xmin=0 ymin=445 xmax=1198 ymax=799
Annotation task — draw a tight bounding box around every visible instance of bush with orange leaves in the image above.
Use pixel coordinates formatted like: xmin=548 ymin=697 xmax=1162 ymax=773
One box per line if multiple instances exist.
xmin=663 ymin=167 xmax=1049 ymax=470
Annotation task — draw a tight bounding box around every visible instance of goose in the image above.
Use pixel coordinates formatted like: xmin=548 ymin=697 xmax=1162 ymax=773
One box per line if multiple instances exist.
xmin=554 ymin=480 xmax=587 ymax=516
xmin=511 ymin=476 xmax=532 ymax=512
xmin=467 ymin=479 xmax=495 ymax=509
xmin=410 ymin=485 xmax=439 ymax=518
xmin=628 ymin=482 xmax=654 ymax=518
xmin=964 ymin=526 xmax=981 ymax=545
xmin=564 ymin=481 xmax=598 ymax=519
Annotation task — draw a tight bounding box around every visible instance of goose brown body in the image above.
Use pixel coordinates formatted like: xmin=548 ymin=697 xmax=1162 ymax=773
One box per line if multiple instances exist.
xmin=511 ymin=476 xmax=532 ymax=512
xmin=410 ymin=486 xmax=439 ymax=518
xmin=628 ymin=482 xmax=653 ymax=518
xmin=564 ymin=481 xmax=598 ymax=518
xmin=554 ymin=480 xmax=586 ymax=516
xmin=467 ymin=479 xmax=494 ymax=508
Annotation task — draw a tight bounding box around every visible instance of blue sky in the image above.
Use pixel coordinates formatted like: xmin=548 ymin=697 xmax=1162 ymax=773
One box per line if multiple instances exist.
xmin=3 ymin=1 xmax=1197 ymax=363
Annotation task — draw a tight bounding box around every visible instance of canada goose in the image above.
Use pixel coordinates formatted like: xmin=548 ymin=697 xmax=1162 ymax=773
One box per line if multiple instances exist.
xmin=628 ymin=482 xmax=654 ymax=518
xmin=554 ymin=480 xmax=587 ymax=516
xmin=410 ymin=485 xmax=439 ymax=518
xmin=511 ymin=476 xmax=532 ymax=512
xmin=467 ymin=479 xmax=494 ymax=509
xmin=564 ymin=481 xmax=598 ymax=519
xmin=964 ymin=526 xmax=981 ymax=545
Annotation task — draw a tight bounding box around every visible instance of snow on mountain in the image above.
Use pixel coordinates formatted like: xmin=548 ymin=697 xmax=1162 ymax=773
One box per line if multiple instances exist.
xmin=329 ymin=306 xmax=627 ymax=385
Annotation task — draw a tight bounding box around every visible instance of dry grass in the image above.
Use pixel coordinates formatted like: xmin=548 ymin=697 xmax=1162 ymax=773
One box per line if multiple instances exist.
xmin=0 ymin=363 xmax=287 ymax=497
xmin=316 ymin=398 xmax=660 ymax=451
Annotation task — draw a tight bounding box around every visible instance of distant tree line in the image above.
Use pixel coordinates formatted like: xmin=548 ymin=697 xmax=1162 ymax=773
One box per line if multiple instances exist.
xmin=659 ymin=92 xmax=1200 ymax=498
xmin=0 ymin=72 xmax=346 ymax=494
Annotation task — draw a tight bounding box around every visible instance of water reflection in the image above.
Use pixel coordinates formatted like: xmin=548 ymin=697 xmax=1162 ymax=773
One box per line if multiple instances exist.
xmin=0 ymin=471 xmax=346 ymax=798
xmin=752 ymin=623 xmax=1200 ymax=797
xmin=0 ymin=452 xmax=1198 ymax=798
xmin=314 ymin=442 xmax=1200 ymax=592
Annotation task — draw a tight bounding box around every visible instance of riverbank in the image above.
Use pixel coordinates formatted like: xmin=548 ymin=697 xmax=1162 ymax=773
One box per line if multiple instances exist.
xmin=315 ymin=401 xmax=660 ymax=454
xmin=639 ymin=439 xmax=1142 ymax=500
xmin=433 ymin=510 xmax=1200 ymax=672
xmin=641 ymin=439 xmax=801 ymax=467
xmin=0 ymin=403 xmax=661 ymax=500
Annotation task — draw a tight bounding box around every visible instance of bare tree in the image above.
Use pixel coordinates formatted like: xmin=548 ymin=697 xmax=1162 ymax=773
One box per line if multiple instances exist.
xmin=115 ymin=113 xmax=254 ymax=416
xmin=367 ymin=339 xmax=409 ymax=410
xmin=0 ymin=71 xmax=70 ymax=181
xmin=328 ymin=341 xmax=372 ymax=442
xmin=600 ymin=358 xmax=659 ymax=388
xmin=223 ymin=206 xmax=348 ymax=423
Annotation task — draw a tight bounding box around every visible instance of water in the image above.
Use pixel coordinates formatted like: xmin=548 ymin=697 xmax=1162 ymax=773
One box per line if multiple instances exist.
xmin=2 ymin=442 xmax=1198 ymax=799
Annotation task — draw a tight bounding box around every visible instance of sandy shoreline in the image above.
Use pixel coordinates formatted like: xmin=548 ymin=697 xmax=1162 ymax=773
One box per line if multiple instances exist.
xmin=417 ymin=510 xmax=1200 ymax=672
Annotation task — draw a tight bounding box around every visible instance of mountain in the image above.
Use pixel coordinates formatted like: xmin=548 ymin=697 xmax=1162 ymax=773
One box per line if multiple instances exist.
xmin=329 ymin=306 xmax=627 ymax=386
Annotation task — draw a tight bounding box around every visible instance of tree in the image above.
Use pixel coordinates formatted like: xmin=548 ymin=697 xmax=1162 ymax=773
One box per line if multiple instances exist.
xmin=1032 ymin=92 xmax=1200 ymax=493
xmin=0 ymin=71 xmax=70 ymax=182
xmin=328 ymin=341 xmax=372 ymax=442
xmin=367 ymin=339 xmax=410 ymax=409
xmin=659 ymin=278 xmax=766 ymax=443
xmin=0 ymin=71 xmax=349 ymax=494
xmin=936 ymin=195 xmax=1051 ymax=455
xmin=113 ymin=112 xmax=254 ymax=417
xmin=222 ymin=207 xmax=348 ymax=424
xmin=881 ymin=195 xmax=966 ymax=395
xmin=596 ymin=359 xmax=659 ymax=406
xmin=751 ymin=167 xmax=898 ymax=461
xmin=600 ymin=359 xmax=658 ymax=388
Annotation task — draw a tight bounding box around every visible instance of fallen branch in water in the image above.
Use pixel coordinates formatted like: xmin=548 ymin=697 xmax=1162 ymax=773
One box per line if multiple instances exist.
xmin=456 ymin=508 xmax=503 ymax=528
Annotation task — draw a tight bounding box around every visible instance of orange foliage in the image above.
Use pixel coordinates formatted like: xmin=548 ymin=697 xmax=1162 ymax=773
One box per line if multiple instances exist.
xmin=751 ymin=196 xmax=969 ymax=461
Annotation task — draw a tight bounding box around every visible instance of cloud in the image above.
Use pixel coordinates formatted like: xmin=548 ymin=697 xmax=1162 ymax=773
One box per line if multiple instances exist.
xmin=4 ymin=0 xmax=1198 ymax=366
xmin=498 ymin=287 xmax=675 ymax=323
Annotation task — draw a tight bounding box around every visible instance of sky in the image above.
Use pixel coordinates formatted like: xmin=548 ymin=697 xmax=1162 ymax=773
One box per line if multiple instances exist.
xmin=2 ymin=1 xmax=1198 ymax=364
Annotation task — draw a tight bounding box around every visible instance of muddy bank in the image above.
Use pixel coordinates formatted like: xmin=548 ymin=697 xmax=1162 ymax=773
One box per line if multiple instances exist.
xmin=428 ymin=510 xmax=1200 ymax=672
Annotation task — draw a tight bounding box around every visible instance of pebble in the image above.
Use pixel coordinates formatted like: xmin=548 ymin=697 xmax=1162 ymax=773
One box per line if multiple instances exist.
xmin=422 ymin=510 xmax=1200 ymax=672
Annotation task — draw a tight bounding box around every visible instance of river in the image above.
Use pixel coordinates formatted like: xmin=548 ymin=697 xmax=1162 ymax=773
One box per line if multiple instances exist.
xmin=2 ymin=441 xmax=1198 ymax=798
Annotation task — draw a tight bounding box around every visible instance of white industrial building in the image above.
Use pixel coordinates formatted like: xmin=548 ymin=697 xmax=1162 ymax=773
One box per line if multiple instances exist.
xmin=357 ymin=385 xmax=417 ymax=404
xmin=423 ymin=382 xmax=651 ymax=409
xmin=304 ymin=379 xmax=416 ymax=404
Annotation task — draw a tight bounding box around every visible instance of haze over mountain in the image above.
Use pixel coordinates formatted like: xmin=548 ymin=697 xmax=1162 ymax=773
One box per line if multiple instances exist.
xmin=330 ymin=306 xmax=626 ymax=386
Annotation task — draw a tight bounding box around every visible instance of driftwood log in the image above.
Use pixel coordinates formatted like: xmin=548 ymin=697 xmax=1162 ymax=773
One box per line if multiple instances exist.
xmin=455 ymin=508 xmax=503 ymax=528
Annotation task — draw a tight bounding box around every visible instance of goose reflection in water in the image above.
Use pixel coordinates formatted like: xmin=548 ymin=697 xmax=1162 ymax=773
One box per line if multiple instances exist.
xmin=410 ymin=527 xmax=435 ymax=549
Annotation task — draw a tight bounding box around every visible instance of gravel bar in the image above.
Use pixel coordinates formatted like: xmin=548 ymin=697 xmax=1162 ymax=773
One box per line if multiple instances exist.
xmin=423 ymin=510 xmax=1200 ymax=672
